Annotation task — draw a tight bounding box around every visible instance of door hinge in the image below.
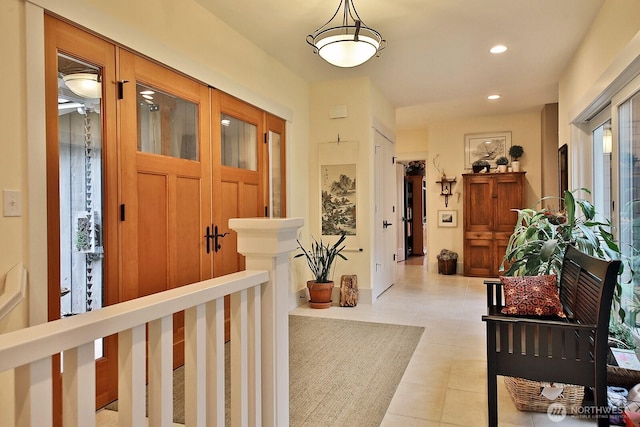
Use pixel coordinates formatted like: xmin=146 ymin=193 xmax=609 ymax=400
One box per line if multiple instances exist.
xmin=392 ymin=156 xmax=396 ymax=164
xmin=120 ymin=204 xmax=125 ymax=221
xmin=264 ymin=133 xmax=268 ymax=144
xmin=393 ymin=254 xmax=396 ymax=261
xmin=264 ymin=206 xmax=269 ymax=217
xmin=117 ymin=80 xmax=129 ymax=100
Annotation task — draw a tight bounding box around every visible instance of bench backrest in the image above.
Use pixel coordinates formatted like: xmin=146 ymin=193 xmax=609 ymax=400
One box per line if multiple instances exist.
xmin=559 ymin=245 xmax=621 ymax=329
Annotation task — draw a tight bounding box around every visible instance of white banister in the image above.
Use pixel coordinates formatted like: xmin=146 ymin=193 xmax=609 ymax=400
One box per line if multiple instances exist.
xmin=0 ymin=217 xmax=302 ymax=427
xmin=118 ymin=324 xmax=146 ymax=427
xmin=148 ymin=315 xmax=173 ymax=427
xmin=230 ymin=217 xmax=304 ymax=427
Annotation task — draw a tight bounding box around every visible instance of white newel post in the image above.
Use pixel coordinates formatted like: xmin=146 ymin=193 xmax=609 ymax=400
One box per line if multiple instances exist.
xmin=230 ymin=217 xmax=303 ymax=427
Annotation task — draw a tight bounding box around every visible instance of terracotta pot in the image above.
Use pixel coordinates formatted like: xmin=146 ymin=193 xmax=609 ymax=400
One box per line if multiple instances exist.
xmin=307 ymin=280 xmax=334 ymax=309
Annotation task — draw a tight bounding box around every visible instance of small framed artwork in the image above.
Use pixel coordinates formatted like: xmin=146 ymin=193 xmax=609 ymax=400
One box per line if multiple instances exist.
xmin=465 ymin=131 xmax=512 ymax=169
xmin=438 ymin=210 xmax=457 ymax=227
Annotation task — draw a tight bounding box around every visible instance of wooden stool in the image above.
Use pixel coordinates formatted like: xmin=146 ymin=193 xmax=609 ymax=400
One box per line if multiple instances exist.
xmin=339 ymin=275 xmax=358 ymax=307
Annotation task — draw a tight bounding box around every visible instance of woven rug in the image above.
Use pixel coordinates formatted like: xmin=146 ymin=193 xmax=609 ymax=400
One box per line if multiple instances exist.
xmin=104 ymin=315 xmax=424 ymax=426
xmin=289 ymin=315 xmax=424 ymax=426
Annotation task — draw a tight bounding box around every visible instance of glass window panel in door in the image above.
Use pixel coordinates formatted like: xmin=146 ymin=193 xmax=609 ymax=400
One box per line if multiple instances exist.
xmin=618 ymin=90 xmax=640 ymax=325
xmin=269 ymin=130 xmax=282 ymax=217
xmin=592 ymin=120 xmax=612 ymax=222
xmin=137 ymin=83 xmax=199 ymax=160
xmin=58 ymin=54 xmax=104 ymax=357
xmin=221 ymin=113 xmax=257 ymax=170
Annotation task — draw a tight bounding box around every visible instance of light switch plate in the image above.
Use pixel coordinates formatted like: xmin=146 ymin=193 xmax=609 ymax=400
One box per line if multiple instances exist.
xmin=3 ymin=190 xmax=21 ymax=217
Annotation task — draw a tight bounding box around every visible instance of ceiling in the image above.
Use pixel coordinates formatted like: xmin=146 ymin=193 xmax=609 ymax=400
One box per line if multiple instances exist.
xmin=194 ymin=0 xmax=604 ymax=130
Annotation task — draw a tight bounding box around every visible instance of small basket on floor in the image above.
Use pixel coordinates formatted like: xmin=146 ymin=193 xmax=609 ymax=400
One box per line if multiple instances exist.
xmin=504 ymin=376 xmax=585 ymax=413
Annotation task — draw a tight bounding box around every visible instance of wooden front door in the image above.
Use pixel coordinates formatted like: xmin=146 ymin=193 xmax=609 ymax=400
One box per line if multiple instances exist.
xmin=212 ymin=92 xmax=266 ymax=338
xmin=119 ymin=50 xmax=212 ymax=366
xmin=44 ymin=16 xmax=120 ymax=418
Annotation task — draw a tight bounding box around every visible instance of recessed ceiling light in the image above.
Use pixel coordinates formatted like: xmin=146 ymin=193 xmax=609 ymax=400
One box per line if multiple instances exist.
xmin=490 ymin=45 xmax=508 ymax=54
xmin=488 ymin=94 xmax=501 ymax=100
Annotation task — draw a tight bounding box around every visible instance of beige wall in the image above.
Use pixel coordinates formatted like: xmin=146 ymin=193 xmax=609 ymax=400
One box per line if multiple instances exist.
xmin=397 ymin=111 xmax=542 ymax=271
xmin=559 ymin=0 xmax=640 ymax=174
xmin=307 ymin=76 xmax=395 ymax=302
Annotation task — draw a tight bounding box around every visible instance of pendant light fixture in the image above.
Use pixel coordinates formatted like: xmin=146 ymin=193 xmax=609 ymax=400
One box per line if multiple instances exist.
xmin=306 ymin=0 xmax=386 ymax=68
xmin=62 ymin=73 xmax=102 ymax=99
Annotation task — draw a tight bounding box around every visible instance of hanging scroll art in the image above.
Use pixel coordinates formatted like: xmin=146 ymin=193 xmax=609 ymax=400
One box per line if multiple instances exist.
xmin=321 ymin=163 xmax=357 ymax=235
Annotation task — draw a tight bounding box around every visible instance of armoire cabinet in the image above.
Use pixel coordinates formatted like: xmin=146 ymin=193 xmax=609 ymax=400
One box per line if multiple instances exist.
xmin=405 ymin=175 xmax=426 ymax=256
xmin=463 ymin=172 xmax=526 ymax=277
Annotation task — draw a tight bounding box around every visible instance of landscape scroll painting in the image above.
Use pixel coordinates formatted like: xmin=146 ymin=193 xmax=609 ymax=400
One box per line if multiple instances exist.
xmin=321 ymin=164 xmax=357 ymax=236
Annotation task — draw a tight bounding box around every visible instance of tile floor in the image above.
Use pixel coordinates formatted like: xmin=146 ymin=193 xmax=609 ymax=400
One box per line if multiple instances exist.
xmin=290 ymin=256 xmax=596 ymax=426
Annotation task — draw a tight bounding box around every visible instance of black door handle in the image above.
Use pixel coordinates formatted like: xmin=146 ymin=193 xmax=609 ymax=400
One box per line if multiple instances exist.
xmin=204 ymin=226 xmax=214 ymax=254
xmin=214 ymin=225 xmax=229 ymax=253
xmin=383 ymin=220 xmax=393 ymax=229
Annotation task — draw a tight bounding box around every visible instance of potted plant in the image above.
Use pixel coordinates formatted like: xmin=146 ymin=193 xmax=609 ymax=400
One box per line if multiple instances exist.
xmin=509 ymin=145 xmax=524 ymax=172
xmin=496 ymin=156 xmax=509 ymax=173
xmin=472 ymin=159 xmax=490 ymax=173
xmin=502 ymin=188 xmax=637 ymax=323
xmin=295 ymin=232 xmax=347 ymax=308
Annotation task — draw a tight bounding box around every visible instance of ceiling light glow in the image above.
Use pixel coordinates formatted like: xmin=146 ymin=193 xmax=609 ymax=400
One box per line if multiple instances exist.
xmin=490 ymin=45 xmax=508 ymax=54
xmin=487 ymin=94 xmax=501 ymax=100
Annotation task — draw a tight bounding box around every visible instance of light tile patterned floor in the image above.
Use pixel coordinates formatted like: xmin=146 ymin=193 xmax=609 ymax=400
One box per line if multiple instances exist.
xmin=291 ymin=257 xmax=597 ymax=426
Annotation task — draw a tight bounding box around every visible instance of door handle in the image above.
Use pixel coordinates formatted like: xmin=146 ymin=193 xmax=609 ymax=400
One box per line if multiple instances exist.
xmin=214 ymin=225 xmax=229 ymax=253
xmin=204 ymin=226 xmax=214 ymax=254
xmin=383 ymin=220 xmax=393 ymax=229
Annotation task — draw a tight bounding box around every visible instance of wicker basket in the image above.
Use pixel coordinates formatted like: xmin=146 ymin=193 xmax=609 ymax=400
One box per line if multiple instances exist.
xmin=504 ymin=377 xmax=585 ymax=413
xmin=608 ymin=364 xmax=640 ymax=388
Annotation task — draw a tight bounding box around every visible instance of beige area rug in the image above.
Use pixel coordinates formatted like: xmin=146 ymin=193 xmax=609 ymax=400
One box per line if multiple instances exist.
xmin=104 ymin=315 xmax=424 ymax=427
xmin=289 ymin=315 xmax=424 ymax=426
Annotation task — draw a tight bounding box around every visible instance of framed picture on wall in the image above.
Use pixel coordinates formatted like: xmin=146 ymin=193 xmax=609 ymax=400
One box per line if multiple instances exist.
xmin=558 ymin=144 xmax=568 ymax=209
xmin=465 ymin=131 xmax=512 ymax=169
xmin=437 ymin=210 xmax=457 ymax=227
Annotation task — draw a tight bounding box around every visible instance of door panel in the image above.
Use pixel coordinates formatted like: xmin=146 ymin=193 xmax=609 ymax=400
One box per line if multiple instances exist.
xmin=119 ymin=50 xmax=212 ymax=368
xmin=212 ymin=91 xmax=266 ymax=339
xmin=137 ymin=173 xmax=169 ymax=297
xmin=373 ymin=132 xmax=396 ymax=298
xmin=44 ymin=16 xmax=119 ymax=418
xmin=266 ymin=113 xmax=286 ymax=217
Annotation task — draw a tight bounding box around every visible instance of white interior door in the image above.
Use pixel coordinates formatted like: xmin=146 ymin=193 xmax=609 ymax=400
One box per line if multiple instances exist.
xmin=373 ymin=131 xmax=396 ymax=298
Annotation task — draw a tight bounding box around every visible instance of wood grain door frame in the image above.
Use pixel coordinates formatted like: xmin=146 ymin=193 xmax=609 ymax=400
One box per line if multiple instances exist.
xmin=44 ymin=15 xmax=119 ymax=420
xmin=118 ymin=49 xmax=213 ymax=367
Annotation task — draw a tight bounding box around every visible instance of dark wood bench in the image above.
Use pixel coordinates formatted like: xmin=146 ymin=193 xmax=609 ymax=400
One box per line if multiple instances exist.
xmin=482 ymin=245 xmax=621 ymax=427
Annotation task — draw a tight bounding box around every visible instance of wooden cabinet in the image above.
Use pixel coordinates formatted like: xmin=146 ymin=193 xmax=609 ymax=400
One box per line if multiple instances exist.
xmin=405 ymin=175 xmax=426 ymax=256
xmin=463 ymin=172 xmax=526 ymax=277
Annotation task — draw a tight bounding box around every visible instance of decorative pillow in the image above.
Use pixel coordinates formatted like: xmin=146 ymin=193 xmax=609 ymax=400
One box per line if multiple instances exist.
xmin=500 ymin=275 xmax=566 ymax=318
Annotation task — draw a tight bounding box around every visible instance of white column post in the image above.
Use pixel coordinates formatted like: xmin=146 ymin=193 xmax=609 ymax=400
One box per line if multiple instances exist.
xmin=229 ymin=218 xmax=303 ymax=427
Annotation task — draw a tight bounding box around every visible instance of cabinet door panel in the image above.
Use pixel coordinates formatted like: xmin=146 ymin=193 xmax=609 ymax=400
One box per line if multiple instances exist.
xmin=494 ymin=174 xmax=524 ymax=232
xmin=464 ymin=239 xmax=494 ymax=277
xmin=464 ymin=176 xmax=493 ymax=232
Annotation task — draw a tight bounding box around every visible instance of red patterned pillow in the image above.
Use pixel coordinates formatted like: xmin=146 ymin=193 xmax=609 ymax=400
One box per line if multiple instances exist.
xmin=500 ymin=275 xmax=566 ymax=318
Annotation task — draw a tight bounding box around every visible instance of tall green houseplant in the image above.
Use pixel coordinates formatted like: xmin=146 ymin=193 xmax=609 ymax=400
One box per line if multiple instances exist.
xmin=502 ymin=189 xmax=633 ymax=322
